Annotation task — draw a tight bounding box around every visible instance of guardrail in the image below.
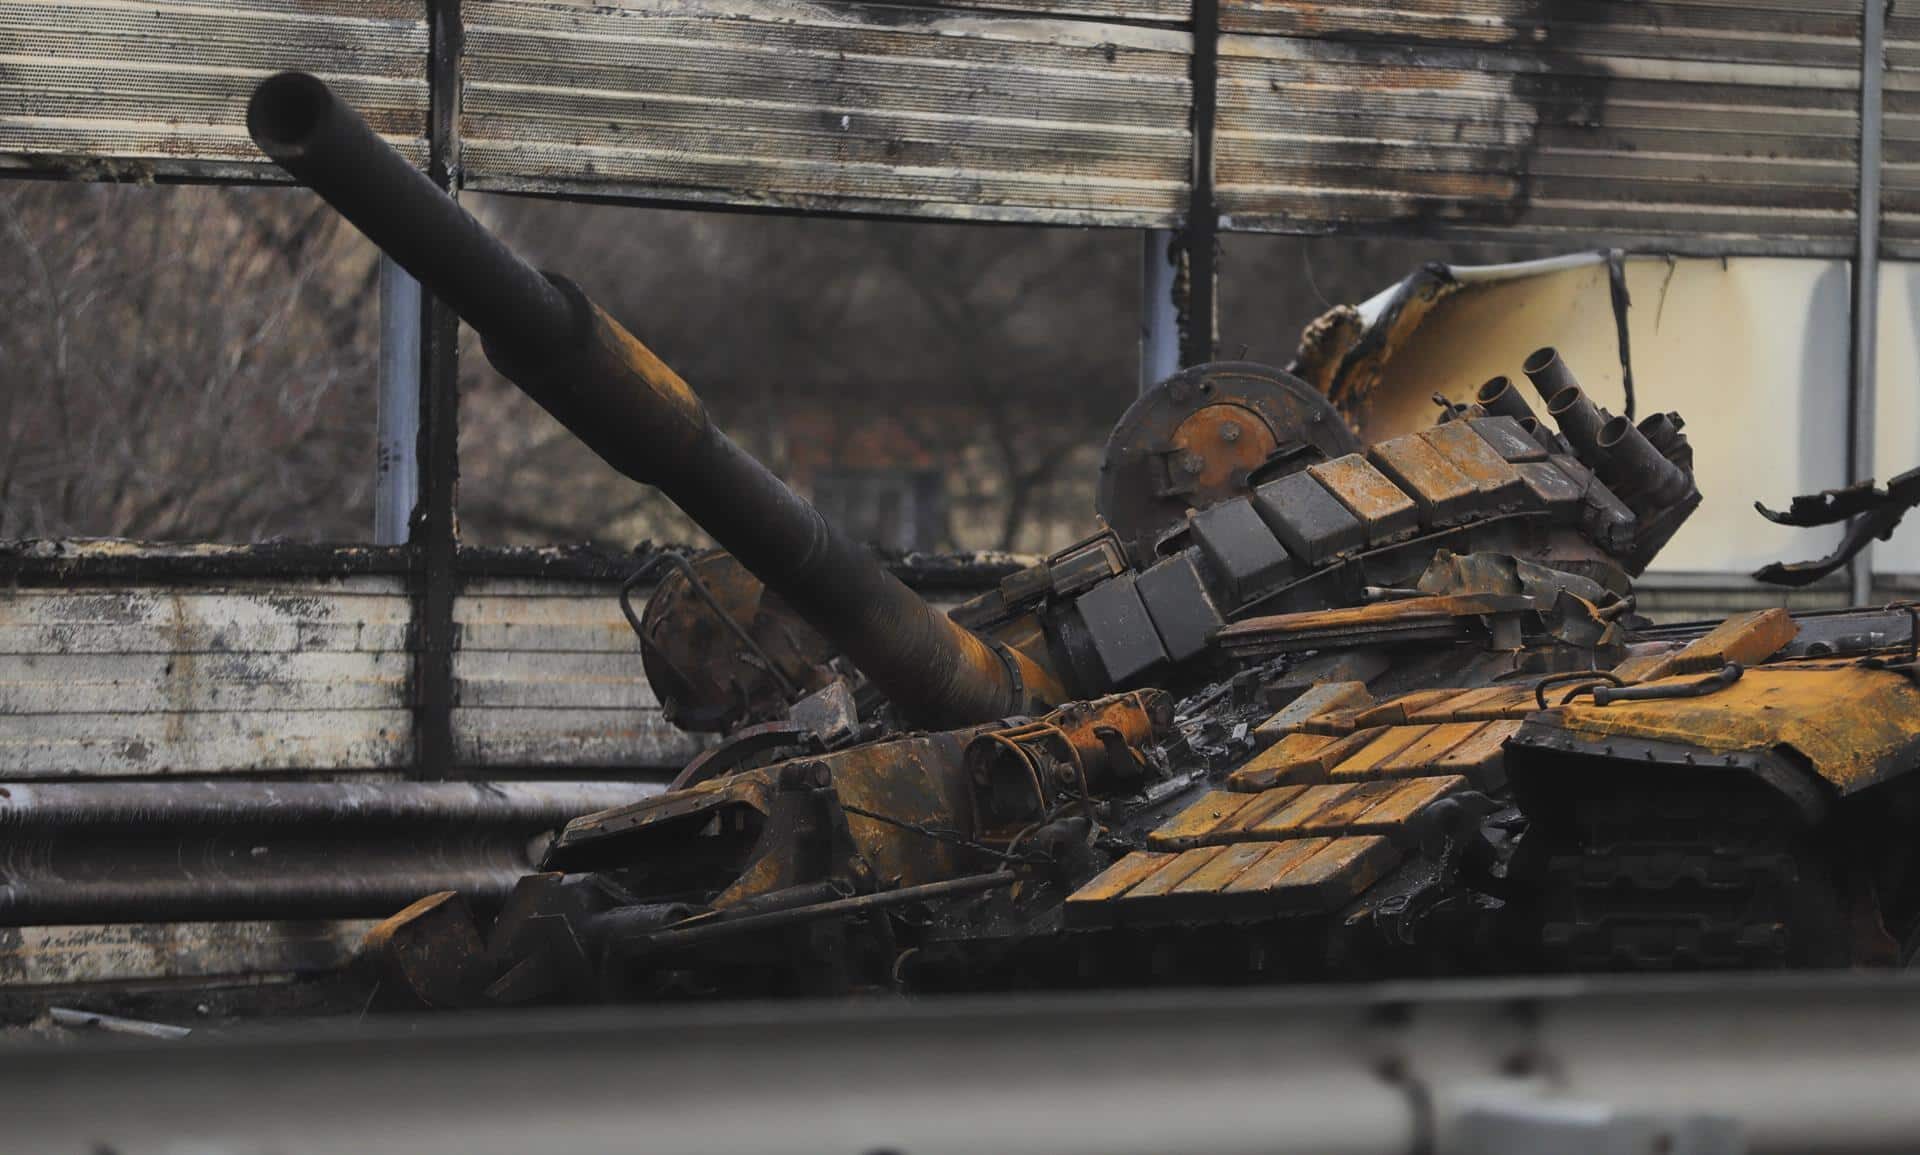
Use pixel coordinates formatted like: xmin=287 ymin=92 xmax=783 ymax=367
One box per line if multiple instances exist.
xmin=12 ymin=972 xmax=1920 ymax=1154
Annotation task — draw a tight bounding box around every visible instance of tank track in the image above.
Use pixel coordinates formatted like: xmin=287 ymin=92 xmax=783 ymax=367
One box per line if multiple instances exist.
xmin=1521 ymin=775 xmax=1849 ymax=971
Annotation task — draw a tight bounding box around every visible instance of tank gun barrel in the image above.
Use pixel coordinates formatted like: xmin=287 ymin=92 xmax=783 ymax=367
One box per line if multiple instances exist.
xmin=247 ymin=71 xmax=1057 ymax=729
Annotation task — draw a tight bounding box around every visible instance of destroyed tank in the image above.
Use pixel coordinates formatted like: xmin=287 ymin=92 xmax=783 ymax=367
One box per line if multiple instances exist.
xmin=250 ymin=73 xmax=1920 ymax=1006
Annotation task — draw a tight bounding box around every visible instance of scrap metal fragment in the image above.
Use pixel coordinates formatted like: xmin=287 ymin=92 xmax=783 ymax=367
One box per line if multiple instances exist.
xmin=1754 ymin=466 xmax=1920 ymax=586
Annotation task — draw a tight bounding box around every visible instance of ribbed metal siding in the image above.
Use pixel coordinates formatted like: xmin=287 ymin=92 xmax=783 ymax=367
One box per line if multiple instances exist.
xmin=0 ymin=576 xmax=713 ymax=776
xmin=458 ymin=0 xmax=1192 ymax=226
xmin=0 ymin=580 xmax=414 ymax=776
xmin=450 ymin=579 xmax=705 ymax=772
xmin=1216 ymin=0 xmax=1865 ymax=253
xmin=1883 ymin=0 xmax=1920 ymax=256
xmin=0 ymin=0 xmax=428 ymax=180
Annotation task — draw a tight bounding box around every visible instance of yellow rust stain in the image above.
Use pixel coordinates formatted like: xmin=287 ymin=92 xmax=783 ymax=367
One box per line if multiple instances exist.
xmin=1146 ymin=789 xmax=1259 ymax=850
xmin=1308 ymin=454 xmax=1420 ymax=541
xmin=1066 ymin=851 xmax=1175 ymax=906
xmin=1353 ymin=690 xmax=1462 ymax=728
xmin=1216 ymin=786 xmax=1310 ymax=835
xmin=1299 ymin=709 xmax=1369 ymax=738
xmin=591 ymin=303 xmax=709 ymax=440
xmin=1250 ymin=782 xmax=1359 ymax=836
xmin=1295 ymin=781 xmax=1402 ymax=833
xmin=1348 ymin=775 xmax=1468 ymax=832
xmin=1170 ymin=841 xmax=1277 ymax=895
xmin=1326 ymin=725 xmax=1438 ymax=781
xmin=1421 ymin=421 xmax=1525 ymax=504
xmin=1374 ymin=722 xmax=1487 ymax=779
xmin=1254 ymin=680 xmax=1374 ymax=739
xmin=1222 ymin=838 xmax=1331 ymax=894
xmin=1556 ymin=664 xmax=1920 ymax=794
xmin=1229 ymin=731 xmax=1340 ymax=791
xmin=1127 ymin=846 xmax=1227 ymax=898
xmin=1410 ymin=685 xmax=1539 ymax=723
xmin=1222 ymin=596 xmax=1525 ymax=649
xmin=828 ymin=736 xmax=974 ymax=887
xmin=1167 ymin=401 xmax=1282 ymax=507
xmin=1271 ymin=836 xmax=1402 ymax=909
xmin=1369 ymin=434 xmax=1477 ymax=522
xmin=1614 ymin=608 xmax=1799 ymax=684
xmin=1434 ymin=719 xmax=1520 ymax=788
xmin=1231 ymin=727 xmax=1393 ymax=791
xmin=1291 ymin=276 xmax=1464 ymax=436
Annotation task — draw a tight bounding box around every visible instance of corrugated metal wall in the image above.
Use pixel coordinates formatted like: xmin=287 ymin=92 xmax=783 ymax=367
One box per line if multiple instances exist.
xmin=0 ymin=577 xmax=705 ymax=776
xmin=0 ymin=581 xmax=413 ymax=776
xmin=1883 ymin=0 xmax=1920 ymax=257
xmin=0 ymin=0 xmax=1897 ymax=250
xmin=457 ymin=0 xmax=1193 ymax=226
xmin=450 ymin=578 xmax=702 ymax=770
xmin=0 ymin=0 xmax=429 ymax=179
xmin=1216 ymin=0 xmax=1866 ymax=252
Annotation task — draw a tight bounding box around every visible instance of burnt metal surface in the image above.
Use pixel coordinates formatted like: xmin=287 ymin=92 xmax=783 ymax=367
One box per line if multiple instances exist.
xmin=633 ymin=550 xmax=835 ymax=734
xmin=1214 ymin=0 xmax=1867 ymax=252
xmin=0 ymin=540 xmax=412 ymax=587
xmin=1096 ymin=361 xmax=1361 ymax=567
xmin=0 ymin=0 xmax=429 ymax=184
xmin=3 ymin=0 xmax=1899 ymax=266
xmin=1755 ymin=466 xmax=1920 ymax=586
xmin=1133 ymin=549 xmax=1223 ymax=663
xmin=459 ymin=0 xmax=1193 ymax=227
xmin=0 ymin=781 xmax=657 ymax=924
xmin=1253 ymin=469 xmax=1367 ymax=566
xmin=1070 ymin=573 xmax=1169 ymax=687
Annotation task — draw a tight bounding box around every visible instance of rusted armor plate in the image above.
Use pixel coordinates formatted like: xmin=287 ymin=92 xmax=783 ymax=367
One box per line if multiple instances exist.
xmin=1148 ymin=776 xmax=1469 ymax=849
xmin=1217 ymin=595 xmax=1535 ymax=657
xmin=1307 ymin=454 xmax=1421 ymax=546
xmin=1422 ymin=421 xmax=1528 ymax=513
xmin=1353 ymin=689 xmax=1461 ymax=727
xmin=1470 ymin=416 xmax=1548 ymax=463
xmin=1433 ymin=719 xmax=1519 ymax=789
xmin=1373 ymin=722 xmax=1488 ymax=779
xmin=1612 ymin=608 xmax=1799 ymax=682
xmin=1513 ymin=460 xmax=1586 ymax=521
xmin=1145 ymin=790 xmax=1260 ymax=849
xmin=1253 ymin=680 xmax=1374 ymax=739
xmin=1369 ymin=434 xmax=1479 ymax=527
xmin=1545 ymin=663 xmax=1920 ymax=795
xmin=1063 ymin=836 xmax=1401 ymax=925
xmin=1321 ymin=726 xmax=1437 ymax=780
xmin=1229 ymin=728 xmax=1384 ymax=791
xmin=1405 ymin=685 xmax=1539 ymax=723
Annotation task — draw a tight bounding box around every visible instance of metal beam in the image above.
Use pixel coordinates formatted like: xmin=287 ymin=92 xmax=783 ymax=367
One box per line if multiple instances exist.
xmin=1139 ymin=228 xmax=1180 ymax=393
xmin=0 ymin=781 xmax=657 ymax=924
xmin=13 ymin=974 xmax=1920 ymax=1153
xmin=1180 ymin=0 xmax=1218 ymax=367
xmin=414 ymin=0 xmax=464 ymax=778
xmin=374 ymin=257 xmax=422 ymax=546
xmin=1850 ymin=0 xmax=1886 ymax=605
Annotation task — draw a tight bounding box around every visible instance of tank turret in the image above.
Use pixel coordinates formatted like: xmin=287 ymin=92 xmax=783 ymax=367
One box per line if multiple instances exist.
xmin=246 ymin=72 xmax=1061 ymax=730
